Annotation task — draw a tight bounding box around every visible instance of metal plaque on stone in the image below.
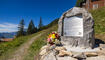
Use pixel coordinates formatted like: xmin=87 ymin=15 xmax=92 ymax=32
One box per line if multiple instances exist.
xmin=63 ymin=16 xmax=83 ymax=37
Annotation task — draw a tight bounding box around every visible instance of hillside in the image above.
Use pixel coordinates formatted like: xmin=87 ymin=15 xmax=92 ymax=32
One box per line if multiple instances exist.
xmin=23 ymin=19 xmax=58 ymax=60
xmin=0 ymin=7 xmax=105 ymax=60
xmin=90 ymin=7 xmax=105 ymax=42
xmin=0 ymin=19 xmax=58 ymax=60
xmin=0 ymin=31 xmax=42 ymax=60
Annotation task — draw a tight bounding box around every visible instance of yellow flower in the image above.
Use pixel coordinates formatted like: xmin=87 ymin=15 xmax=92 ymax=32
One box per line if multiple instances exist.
xmin=51 ymin=34 xmax=56 ymax=38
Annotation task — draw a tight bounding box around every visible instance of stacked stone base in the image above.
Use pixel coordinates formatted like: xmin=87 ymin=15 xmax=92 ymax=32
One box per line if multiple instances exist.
xmin=39 ymin=44 xmax=105 ymax=60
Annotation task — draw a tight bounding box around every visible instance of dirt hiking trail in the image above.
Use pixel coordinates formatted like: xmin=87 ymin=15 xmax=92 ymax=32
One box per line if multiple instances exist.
xmin=8 ymin=34 xmax=42 ymax=60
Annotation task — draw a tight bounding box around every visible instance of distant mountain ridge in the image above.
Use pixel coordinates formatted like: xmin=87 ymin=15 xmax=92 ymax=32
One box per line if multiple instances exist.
xmin=0 ymin=32 xmax=17 ymax=38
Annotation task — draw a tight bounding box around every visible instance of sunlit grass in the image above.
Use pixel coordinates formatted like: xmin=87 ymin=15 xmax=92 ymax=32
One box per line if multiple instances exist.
xmin=0 ymin=31 xmax=42 ymax=60
xmin=23 ymin=25 xmax=58 ymax=60
xmin=90 ymin=7 xmax=105 ymax=34
xmin=90 ymin=7 xmax=105 ymax=42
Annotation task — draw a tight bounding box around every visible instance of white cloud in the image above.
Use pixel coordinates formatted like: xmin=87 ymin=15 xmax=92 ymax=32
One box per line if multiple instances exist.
xmin=0 ymin=23 xmax=18 ymax=32
xmin=0 ymin=23 xmax=27 ymax=32
xmin=0 ymin=23 xmax=18 ymax=28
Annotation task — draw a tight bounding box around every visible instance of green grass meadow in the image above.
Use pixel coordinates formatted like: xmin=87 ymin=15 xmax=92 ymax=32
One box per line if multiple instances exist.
xmin=0 ymin=31 xmax=42 ymax=60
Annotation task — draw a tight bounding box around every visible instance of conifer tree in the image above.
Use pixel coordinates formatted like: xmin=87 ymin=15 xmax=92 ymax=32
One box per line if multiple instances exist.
xmin=76 ymin=0 xmax=83 ymax=7
xmin=17 ymin=19 xmax=25 ymax=37
xmin=27 ymin=20 xmax=37 ymax=35
xmin=38 ymin=17 xmax=43 ymax=31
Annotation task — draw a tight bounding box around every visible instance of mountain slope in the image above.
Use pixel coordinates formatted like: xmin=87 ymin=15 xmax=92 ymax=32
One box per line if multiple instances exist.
xmin=8 ymin=34 xmax=42 ymax=60
xmin=0 ymin=31 xmax=43 ymax=60
xmin=0 ymin=19 xmax=58 ymax=60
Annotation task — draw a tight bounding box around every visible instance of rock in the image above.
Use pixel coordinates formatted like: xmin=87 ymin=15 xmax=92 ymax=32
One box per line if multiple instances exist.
xmin=58 ymin=50 xmax=72 ymax=57
xmin=58 ymin=7 xmax=95 ymax=48
xmin=55 ymin=46 xmax=67 ymax=51
xmin=100 ymin=44 xmax=105 ymax=49
xmin=72 ymin=52 xmax=86 ymax=59
xmin=49 ymin=45 xmax=56 ymax=50
xmin=57 ymin=56 xmax=77 ymax=60
xmin=97 ymin=49 xmax=105 ymax=56
xmin=86 ymin=56 xmax=105 ymax=60
xmin=41 ymin=51 xmax=56 ymax=60
xmin=39 ymin=45 xmax=56 ymax=56
xmin=40 ymin=45 xmax=49 ymax=51
xmin=84 ymin=52 xmax=98 ymax=57
xmin=39 ymin=49 xmax=47 ymax=56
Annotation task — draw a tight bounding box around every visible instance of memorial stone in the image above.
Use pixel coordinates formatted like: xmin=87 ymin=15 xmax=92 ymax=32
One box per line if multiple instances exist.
xmin=58 ymin=7 xmax=95 ymax=48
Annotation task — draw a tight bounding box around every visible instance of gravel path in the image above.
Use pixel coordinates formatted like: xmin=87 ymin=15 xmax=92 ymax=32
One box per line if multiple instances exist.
xmin=8 ymin=34 xmax=42 ymax=60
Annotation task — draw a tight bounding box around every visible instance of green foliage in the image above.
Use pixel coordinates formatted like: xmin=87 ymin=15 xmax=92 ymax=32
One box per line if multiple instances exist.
xmin=27 ymin=20 xmax=37 ymax=35
xmin=76 ymin=0 xmax=83 ymax=7
xmin=17 ymin=19 xmax=25 ymax=37
xmin=90 ymin=7 xmax=105 ymax=34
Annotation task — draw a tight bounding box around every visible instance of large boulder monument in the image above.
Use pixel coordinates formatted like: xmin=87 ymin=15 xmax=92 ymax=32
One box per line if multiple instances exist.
xmin=39 ymin=7 xmax=105 ymax=60
xmin=58 ymin=7 xmax=95 ymax=49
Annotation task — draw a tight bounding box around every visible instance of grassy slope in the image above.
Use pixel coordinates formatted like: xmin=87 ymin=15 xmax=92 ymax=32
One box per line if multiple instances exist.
xmin=0 ymin=32 xmax=42 ymax=60
xmin=90 ymin=7 xmax=105 ymax=41
xmin=24 ymin=24 xmax=58 ymax=60
xmin=0 ymin=19 xmax=58 ymax=60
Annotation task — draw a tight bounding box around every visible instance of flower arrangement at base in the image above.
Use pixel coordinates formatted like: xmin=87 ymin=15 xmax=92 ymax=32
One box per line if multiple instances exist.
xmin=47 ymin=31 xmax=60 ymax=46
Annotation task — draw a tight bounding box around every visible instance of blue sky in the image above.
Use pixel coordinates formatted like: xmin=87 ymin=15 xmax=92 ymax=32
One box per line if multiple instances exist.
xmin=0 ymin=0 xmax=76 ymax=32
